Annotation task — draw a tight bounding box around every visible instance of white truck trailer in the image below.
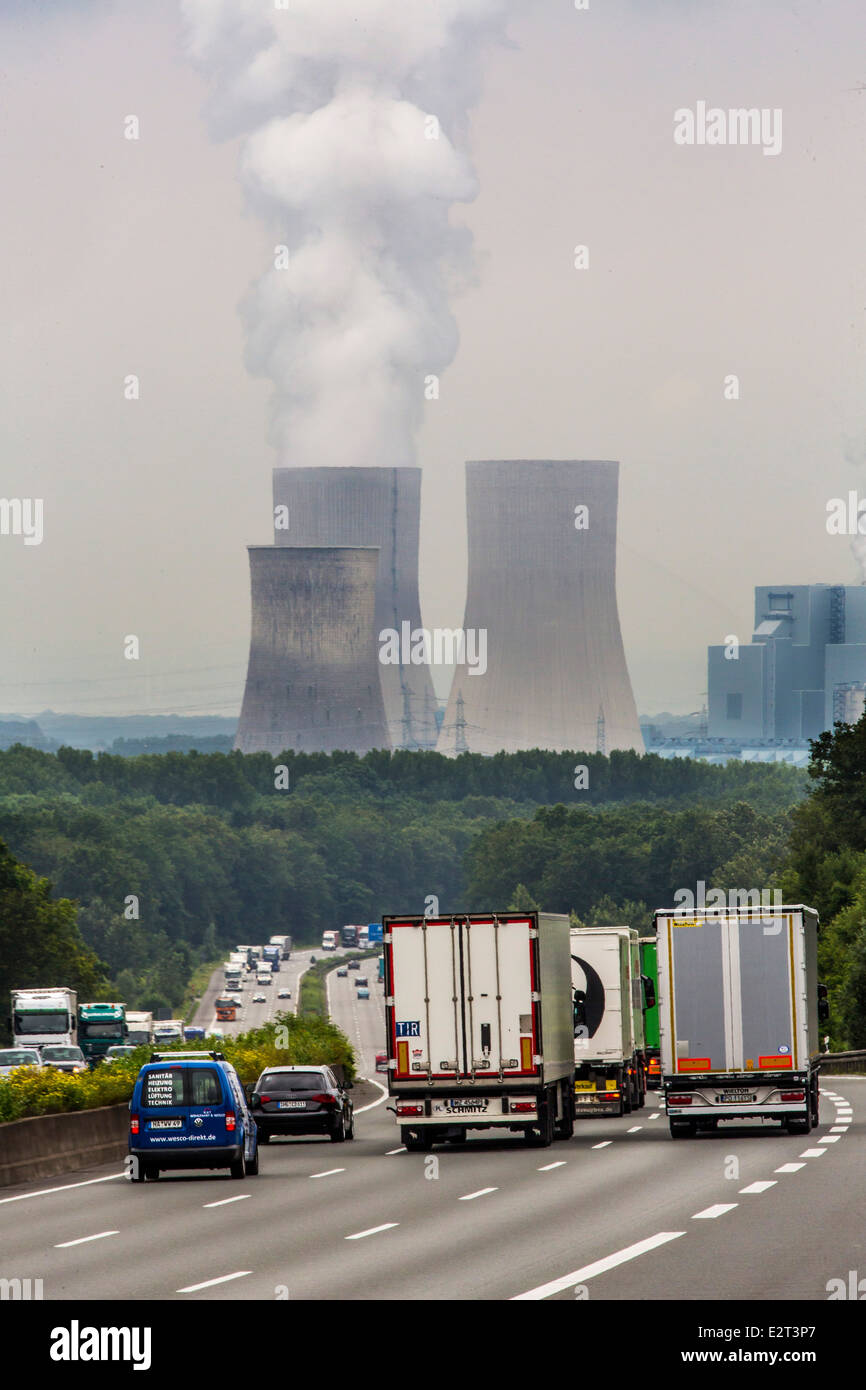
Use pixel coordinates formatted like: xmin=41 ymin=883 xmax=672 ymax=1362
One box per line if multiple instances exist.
xmin=655 ymin=904 xmax=824 ymax=1138
xmin=10 ymin=987 xmax=78 ymax=1048
xmin=384 ymin=911 xmax=575 ymax=1151
xmin=570 ymin=926 xmax=650 ymax=1117
xmin=151 ymin=1019 xmax=184 ymax=1046
xmin=125 ymin=1011 xmax=153 ymax=1047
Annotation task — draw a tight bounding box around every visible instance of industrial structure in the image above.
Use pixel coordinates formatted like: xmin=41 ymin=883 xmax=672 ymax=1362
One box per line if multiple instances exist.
xmin=272 ymin=467 xmax=437 ymax=750
xmin=234 ymin=546 xmax=390 ymax=756
xmin=436 ymin=460 xmax=644 ymax=756
xmin=707 ymin=583 xmax=866 ymax=748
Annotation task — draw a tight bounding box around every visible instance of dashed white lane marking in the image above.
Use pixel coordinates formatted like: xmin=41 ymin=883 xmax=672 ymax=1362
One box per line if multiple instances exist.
xmin=538 ymin=1161 xmax=566 ymax=1171
xmin=0 ymin=1173 xmax=124 ymax=1205
xmin=512 ymin=1231 xmax=686 ymax=1301
xmin=310 ymin=1169 xmax=345 ymax=1178
xmin=830 ymin=1126 xmax=849 ymax=1133
xmin=818 ymin=1136 xmax=841 ymax=1144
xmin=692 ymin=1204 xmax=738 ymax=1220
xmin=627 ymin=1126 xmax=642 ymax=1133
xmin=178 ymin=1271 xmax=252 ymax=1293
xmin=649 ymin=1113 xmax=660 ymax=1119
xmin=592 ymin=1141 xmax=612 ymax=1149
xmin=739 ymin=1181 xmax=777 ymax=1194
xmin=459 ymin=1187 xmax=498 ymax=1201
xmin=775 ymin=1162 xmax=806 ymax=1173
xmin=345 ymin=1223 xmax=399 ymax=1240
xmin=385 ymin=1148 xmax=406 ymax=1155
xmin=55 ymin=1230 xmax=118 ymax=1248
xmin=203 ymin=1195 xmax=251 ymax=1208
xmin=800 ymin=1149 xmax=828 ymax=1158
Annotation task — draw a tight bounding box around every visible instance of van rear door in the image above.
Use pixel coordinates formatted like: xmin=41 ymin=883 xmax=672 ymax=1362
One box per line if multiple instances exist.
xmin=138 ymin=1065 xmax=188 ymax=1150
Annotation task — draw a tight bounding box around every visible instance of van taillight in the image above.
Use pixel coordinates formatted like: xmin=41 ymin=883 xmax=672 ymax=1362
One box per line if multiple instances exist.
xmin=225 ymin=1111 xmax=236 ymax=1131
xmin=130 ymin=1115 xmax=139 ymax=1135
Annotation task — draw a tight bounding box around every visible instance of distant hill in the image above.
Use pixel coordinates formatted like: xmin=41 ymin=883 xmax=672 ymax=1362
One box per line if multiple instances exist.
xmin=0 ymin=712 xmax=237 ymax=752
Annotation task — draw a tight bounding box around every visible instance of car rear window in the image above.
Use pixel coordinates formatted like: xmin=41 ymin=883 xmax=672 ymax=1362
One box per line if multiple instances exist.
xmin=259 ymin=1072 xmax=325 ymax=1092
xmin=189 ymin=1068 xmax=224 ymax=1105
xmin=143 ymin=1069 xmax=185 ymax=1107
xmin=0 ymin=1051 xmax=38 ymax=1066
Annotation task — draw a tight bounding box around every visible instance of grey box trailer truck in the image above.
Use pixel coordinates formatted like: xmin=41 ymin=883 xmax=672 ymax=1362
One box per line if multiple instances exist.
xmin=384 ymin=912 xmax=575 ymax=1151
xmin=655 ymin=904 xmax=822 ymax=1138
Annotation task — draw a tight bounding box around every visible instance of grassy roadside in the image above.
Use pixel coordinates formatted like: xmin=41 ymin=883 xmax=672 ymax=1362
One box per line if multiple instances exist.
xmin=298 ymin=949 xmax=382 ymax=1020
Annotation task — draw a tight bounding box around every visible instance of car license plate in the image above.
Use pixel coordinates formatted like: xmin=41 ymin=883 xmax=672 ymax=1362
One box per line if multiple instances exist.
xmin=574 ymin=1081 xmax=595 ymax=1091
xmin=150 ymin=1118 xmax=183 ymax=1129
xmin=719 ymin=1091 xmax=756 ymax=1103
xmin=278 ymin=1101 xmax=306 ymax=1109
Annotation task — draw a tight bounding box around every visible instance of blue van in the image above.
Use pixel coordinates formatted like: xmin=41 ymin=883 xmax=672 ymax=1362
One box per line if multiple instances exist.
xmin=128 ymin=1052 xmax=259 ymax=1182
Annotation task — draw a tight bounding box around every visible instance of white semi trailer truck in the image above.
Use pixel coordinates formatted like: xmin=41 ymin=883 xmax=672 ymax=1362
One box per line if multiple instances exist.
xmin=655 ymin=904 xmax=825 ymax=1138
xmin=384 ymin=911 xmax=575 ymax=1151
xmin=570 ymin=926 xmax=651 ymax=1117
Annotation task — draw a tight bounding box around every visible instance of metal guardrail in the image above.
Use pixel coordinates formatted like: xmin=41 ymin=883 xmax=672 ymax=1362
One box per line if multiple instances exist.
xmin=819 ymin=1050 xmax=866 ymax=1074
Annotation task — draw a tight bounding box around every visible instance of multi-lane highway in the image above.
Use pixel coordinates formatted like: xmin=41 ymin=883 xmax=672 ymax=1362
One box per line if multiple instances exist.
xmin=191 ymin=949 xmax=317 ymax=1035
xmin=1 ymin=955 xmax=863 ymax=1302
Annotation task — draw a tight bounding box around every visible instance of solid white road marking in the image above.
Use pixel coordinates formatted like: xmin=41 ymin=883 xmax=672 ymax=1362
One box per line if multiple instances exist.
xmin=203 ymin=1195 xmax=251 ymax=1207
xmin=818 ymin=1136 xmax=840 ymax=1144
xmin=345 ymin=1223 xmax=399 ymax=1240
xmin=775 ymin=1162 xmax=806 ymax=1173
xmin=55 ymin=1230 xmax=118 ymax=1248
xmin=538 ymin=1161 xmax=566 ymax=1171
xmin=739 ymin=1181 xmax=777 ymax=1194
xmin=310 ymin=1168 xmax=345 ymax=1178
xmin=512 ymin=1231 xmax=686 ymax=1301
xmin=0 ymin=1173 xmax=124 ymax=1205
xmin=627 ymin=1126 xmax=642 ymax=1133
xmin=385 ymin=1147 xmax=406 ymax=1155
xmin=692 ymin=1204 xmax=738 ymax=1220
xmin=177 ymin=1271 xmax=252 ymax=1292
xmin=354 ymin=1078 xmax=389 ymax=1114
xmin=592 ymin=1141 xmax=612 ymax=1149
xmin=459 ymin=1187 xmax=498 ymax=1201
xmin=800 ymin=1148 xmax=827 ymax=1158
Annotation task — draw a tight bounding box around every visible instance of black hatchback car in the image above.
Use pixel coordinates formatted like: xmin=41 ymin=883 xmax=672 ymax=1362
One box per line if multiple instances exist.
xmin=251 ymin=1066 xmax=354 ymax=1143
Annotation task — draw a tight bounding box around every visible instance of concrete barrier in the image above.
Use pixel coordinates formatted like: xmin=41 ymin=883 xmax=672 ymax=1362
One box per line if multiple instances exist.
xmin=0 ymin=1104 xmax=128 ymax=1188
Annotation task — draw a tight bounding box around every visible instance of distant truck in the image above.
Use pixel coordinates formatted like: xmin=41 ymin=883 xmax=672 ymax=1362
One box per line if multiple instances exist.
xmin=570 ymin=926 xmax=651 ymax=1117
xmin=256 ymin=965 xmax=273 ymax=985
xmin=340 ymin=925 xmax=359 ymax=949
xmin=639 ymin=936 xmax=661 ymax=1088
xmin=224 ymin=965 xmax=242 ymax=991
xmin=215 ymin=996 xmax=239 ymax=1022
xmin=377 ymin=954 xmax=384 ymax=984
xmin=269 ymin=934 xmax=292 ymax=960
xmin=321 ymin=931 xmax=338 ymax=951
xmin=125 ymin=1012 xmax=153 ymax=1047
xmin=151 ymin=1019 xmax=184 ymax=1046
xmin=79 ymin=1002 xmax=128 ymax=1066
xmin=655 ymin=904 xmax=825 ymax=1138
xmin=262 ymin=946 xmax=281 ymax=973
xmin=183 ymin=1026 xmax=206 ymax=1042
xmin=10 ymin=988 xmax=78 ymax=1048
xmin=385 ymin=911 xmax=575 ymax=1151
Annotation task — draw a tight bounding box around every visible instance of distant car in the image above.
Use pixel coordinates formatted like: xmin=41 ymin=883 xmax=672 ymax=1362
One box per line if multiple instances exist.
xmin=40 ymin=1045 xmax=87 ymax=1074
xmin=375 ymin=1052 xmax=388 ymax=1073
xmin=252 ymin=994 xmax=266 ymax=1004
xmin=336 ymin=967 xmax=348 ymax=978
xmin=100 ymin=1045 xmax=138 ymax=1064
xmin=347 ymin=959 xmax=360 ymax=971
xmin=354 ymin=976 xmax=368 ymax=988
xmin=0 ymin=1048 xmax=41 ymax=1076
xmin=250 ymin=1065 xmax=354 ymax=1144
xmin=357 ymin=987 xmax=370 ymax=1000
xmin=277 ymin=989 xmax=291 ymax=999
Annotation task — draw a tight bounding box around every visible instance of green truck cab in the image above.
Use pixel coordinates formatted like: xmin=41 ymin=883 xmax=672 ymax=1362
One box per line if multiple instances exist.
xmin=78 ymin=1002 xmax=128 ymax=1067
xmin=638 ymin=937 xmax=661 ymax=1087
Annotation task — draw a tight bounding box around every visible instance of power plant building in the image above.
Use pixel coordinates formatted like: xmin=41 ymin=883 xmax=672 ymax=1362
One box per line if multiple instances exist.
xmin=707 ymin=584 xmax=866 ymax=741
xmin=437 ymin=460 xmax=644 ymax=756
xmin=234 ymin=546 xmax=390 ymax=756
xmin=272 ymin=467 xmax=437 ymax=750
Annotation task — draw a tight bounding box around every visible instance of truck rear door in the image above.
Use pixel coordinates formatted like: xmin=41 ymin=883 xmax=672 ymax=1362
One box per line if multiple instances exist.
xmin=388 ymin=916 xmax=537 ymax=1082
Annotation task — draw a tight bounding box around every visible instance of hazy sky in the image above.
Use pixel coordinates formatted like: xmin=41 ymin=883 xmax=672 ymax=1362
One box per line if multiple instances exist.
xmin=2 ymin=0 xmax=866 ymax=718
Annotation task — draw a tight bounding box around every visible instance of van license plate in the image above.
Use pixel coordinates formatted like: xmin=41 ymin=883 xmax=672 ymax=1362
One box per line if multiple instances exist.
xmin=279 ymin=1101 xmax=306 ymax=1109
xmin=720 ymin=1091 xmax=756 ymax=1103
xmin=150 ymin=1118 xmax=183 ymax=1129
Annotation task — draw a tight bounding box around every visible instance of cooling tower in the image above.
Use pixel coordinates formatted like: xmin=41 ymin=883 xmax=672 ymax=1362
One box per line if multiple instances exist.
xmin=272 ymin=467 xmax=437 ymax=749
xmin=437 ymin=460 xmax=644 ymax=756
xmin=234 ymin=546 xmax=390 ymax=756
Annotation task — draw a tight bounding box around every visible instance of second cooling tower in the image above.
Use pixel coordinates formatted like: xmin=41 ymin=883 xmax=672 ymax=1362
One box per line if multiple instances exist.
xmin=437 ymin=460 xmax=644 ymax=756
xmin=272 ymin=467 xmax=437 ymax=749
